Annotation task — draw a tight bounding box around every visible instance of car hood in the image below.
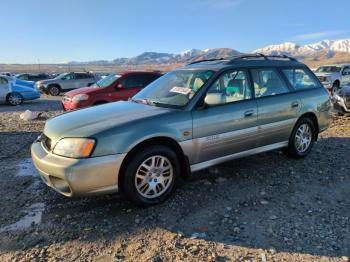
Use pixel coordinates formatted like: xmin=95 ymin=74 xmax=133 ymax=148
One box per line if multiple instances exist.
xmin=44 ymin=101 xmax=174 ymax=142
xmin=315 ymin=72 xmax=336 ymax=77
xmin=65 ymin=86 xmax=100 ymax=96
xmin=38 ymin=79 xmax=60 ymax=85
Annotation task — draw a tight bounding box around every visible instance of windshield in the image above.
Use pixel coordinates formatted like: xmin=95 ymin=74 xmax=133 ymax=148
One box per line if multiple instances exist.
xmin=132 ymin=70 xmax=214 ymax=107
xmin=55 ymin=73 xmax=68 ymax=79
xmin=92 ymin=74 xmax=120 ymax=88
xmin=316 ymin=66 xmax=341 ymax=73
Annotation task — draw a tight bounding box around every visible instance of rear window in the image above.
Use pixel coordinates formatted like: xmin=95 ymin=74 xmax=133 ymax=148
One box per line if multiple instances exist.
xmin=75 ymin=73 xmax=92 ymax=79
xmin=282 ymin=68 xmax=320 ymax=90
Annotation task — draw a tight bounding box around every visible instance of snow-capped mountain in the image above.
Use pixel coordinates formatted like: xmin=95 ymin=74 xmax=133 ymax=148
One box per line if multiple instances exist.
xmin=252 ymin=42 xmax=299 ymax=56
xmin=69 ymin=39 xmax=350 ymax=65
xmin=107 ymin=48 xmax=241 ymax=65
xmin=253 ymin=39 xmax=350 ymax=56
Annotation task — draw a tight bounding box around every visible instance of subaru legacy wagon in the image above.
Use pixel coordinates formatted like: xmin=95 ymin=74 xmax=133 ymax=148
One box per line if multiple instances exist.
xmin=31 ymin=54 xmax=332 ymax=205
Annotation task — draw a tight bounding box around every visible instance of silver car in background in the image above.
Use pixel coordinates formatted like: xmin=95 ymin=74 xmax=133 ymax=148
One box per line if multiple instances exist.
xmin=31 ymin=54 xmax=332 ymax=206
xmin=37 ymin=72 xmax=99 ymax=96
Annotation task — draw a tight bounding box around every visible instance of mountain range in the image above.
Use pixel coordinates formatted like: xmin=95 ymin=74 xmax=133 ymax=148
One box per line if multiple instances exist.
xmin=70 ymin=39 xmax=350 ymax=65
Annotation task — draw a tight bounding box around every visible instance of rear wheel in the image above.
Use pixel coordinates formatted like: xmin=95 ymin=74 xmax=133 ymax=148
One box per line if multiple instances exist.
xmin=6 ymin=92 xmax=23 ymax=106
xmin=122 ymin=145 xmax=179 ymax=206
xmin=283 ymin=118 xmax=316 ymax=158
xmin=48 ymin=85 xmax=60 ymax=96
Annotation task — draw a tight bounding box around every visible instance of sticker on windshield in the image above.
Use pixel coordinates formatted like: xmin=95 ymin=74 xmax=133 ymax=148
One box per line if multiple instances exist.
xmin=170 ymin=86 xmax=191 ymax=95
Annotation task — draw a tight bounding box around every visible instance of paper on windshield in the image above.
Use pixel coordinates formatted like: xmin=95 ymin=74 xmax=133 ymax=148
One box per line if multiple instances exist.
xmin=170 ymin=86 xmax=191 ymax=95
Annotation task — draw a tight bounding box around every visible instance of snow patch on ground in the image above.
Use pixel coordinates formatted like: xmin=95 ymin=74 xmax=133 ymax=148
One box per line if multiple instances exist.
xmin=16 ymin=158 xmax=38 ymax=177
xmin=0 ymin=203 xmax=45 ymax=232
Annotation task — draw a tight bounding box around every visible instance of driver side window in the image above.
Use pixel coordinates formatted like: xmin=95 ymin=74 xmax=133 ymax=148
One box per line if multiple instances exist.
xmin=205 ymin=70 xmax=252 ymax=106
xmin=343 ymin=66 xmax=350 ymax=75
xmin=62 ymin=73 xmax=74 ymax=81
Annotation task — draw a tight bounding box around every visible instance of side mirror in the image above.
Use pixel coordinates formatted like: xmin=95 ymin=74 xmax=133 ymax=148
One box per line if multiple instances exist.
xmin=343 ymin=71 xmax=350 ymax=76
xmin=196 ymin=98 xmax=208 ymax=110
xmin=204 ymin=93 xmax=224 ymax=106
xmin=117 ymin=83 xmax=124 ymax=89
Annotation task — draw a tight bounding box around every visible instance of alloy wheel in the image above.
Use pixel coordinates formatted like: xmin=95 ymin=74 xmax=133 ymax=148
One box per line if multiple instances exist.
xmin=8 ymin=93 xmax=22 ymax=105
xmin=294 ymin=123 xmax=312 ymax=153
xmin=49 ymin=86 xmax=60 ymax=96
xmin=134 ymin=155 xmax=173 ymax=199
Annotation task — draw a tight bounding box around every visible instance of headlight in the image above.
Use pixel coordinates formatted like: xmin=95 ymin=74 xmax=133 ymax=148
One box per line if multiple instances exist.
xmin=53 ymin=138 xmax=96 ymax=158
xmin=72 ymin=94 xmax=89 ymax=103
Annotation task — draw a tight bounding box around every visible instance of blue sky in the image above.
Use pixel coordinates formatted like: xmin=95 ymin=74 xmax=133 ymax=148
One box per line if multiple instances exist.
xmin=1 ymin=0 xmax=349 ymax=63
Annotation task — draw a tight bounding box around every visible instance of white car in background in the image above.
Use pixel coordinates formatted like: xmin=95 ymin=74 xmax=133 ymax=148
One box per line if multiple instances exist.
xmin=315 ymin=64 xmax=350 ymax=93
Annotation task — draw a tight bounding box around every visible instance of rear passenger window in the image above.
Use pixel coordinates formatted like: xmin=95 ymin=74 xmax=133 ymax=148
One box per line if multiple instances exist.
xmin=75 ymin=73 xmax=90 ymax=79
xmin=251 ymin=69 xmax=289 ymax=98
xmin=122 ymin=76 xmax=144 ymax=88
xmin=283 ymin=68 xmax=320 ymax=90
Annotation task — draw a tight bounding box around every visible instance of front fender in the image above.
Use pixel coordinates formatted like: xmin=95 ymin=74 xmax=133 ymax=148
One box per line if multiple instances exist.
xmin=91 ymin=111 xmax=192 ymax=156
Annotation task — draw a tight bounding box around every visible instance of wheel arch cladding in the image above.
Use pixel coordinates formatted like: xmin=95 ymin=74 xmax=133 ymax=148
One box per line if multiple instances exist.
xmin=118 ymin=136 xmax=190 ymax=189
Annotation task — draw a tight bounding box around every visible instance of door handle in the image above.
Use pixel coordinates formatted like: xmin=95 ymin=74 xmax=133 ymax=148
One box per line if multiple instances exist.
xmin=244 ymin=110 xmax=254 ymax=117
xmin=291 ymin=101 xmax=299 ymax=108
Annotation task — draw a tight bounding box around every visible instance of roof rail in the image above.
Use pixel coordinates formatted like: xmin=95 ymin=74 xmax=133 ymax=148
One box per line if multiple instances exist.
xmin=187 ymin=57 xmax=229 ymax=65
xmin=228 ymin=53 xmax=297 ymax=62
xmin=187 ymin=53 xmax=297 ymax=65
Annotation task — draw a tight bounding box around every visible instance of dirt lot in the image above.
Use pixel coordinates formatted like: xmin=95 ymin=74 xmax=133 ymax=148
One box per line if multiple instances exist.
xmin=0 ymin=96 xmax=349 ymax=262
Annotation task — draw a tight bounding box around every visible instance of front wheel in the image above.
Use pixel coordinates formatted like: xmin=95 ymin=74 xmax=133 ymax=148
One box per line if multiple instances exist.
xmin=331 ymin=82 xmax=340 ymax=94
xmin=283 ymin=118 xmax=316 ymax=158
xmin=48 ymin=85 xmax=60 ymax=96
xmin=122 ymin=145 xmax=180 ymax=206
xmin=6 ymin=92 xmax=23 ymax=106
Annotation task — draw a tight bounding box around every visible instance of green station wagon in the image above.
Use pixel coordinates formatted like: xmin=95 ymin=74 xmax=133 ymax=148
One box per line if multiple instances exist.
xmin=31 ymin=54 xmax=332 ymax=205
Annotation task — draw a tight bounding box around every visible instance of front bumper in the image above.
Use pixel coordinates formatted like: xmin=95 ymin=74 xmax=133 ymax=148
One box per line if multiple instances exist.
xmin=38 ymin=85 xmax=48 ymax=94
xmin=31 ymin=141 xmax=126 ymax=197
xmin=332 ymin=96 xmax=350 ymax=114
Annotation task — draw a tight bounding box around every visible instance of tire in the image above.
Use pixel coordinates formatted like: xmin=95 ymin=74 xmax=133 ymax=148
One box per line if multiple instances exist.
xmin=122 ymin=145 xmax=180 ymax=206
xmin=331 ymin=82 xmax=340 ymax=94
xmin=283 ymin=118 xmax=316 ymax=159
xmin=48 ymin=85 xmax=60 ymax=96
xmin=337 ymin=112 xmax=345 ymax=116
xmin=6 ymin=92 xmax=23 ymax=106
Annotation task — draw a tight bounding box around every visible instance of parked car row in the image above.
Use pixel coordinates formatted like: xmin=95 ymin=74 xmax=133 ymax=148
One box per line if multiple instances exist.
xmin=62 ymin=71 xmax=161 ymax=110
xmin=314 ymin=63 xmax=350 ymax=93
xmin=31 ymin=54 xmax=333 ymax=206
xmin=0 ymin=70 xmax=164 ymax=106
xmin=0 ymin=75 xmax=40 ymax=105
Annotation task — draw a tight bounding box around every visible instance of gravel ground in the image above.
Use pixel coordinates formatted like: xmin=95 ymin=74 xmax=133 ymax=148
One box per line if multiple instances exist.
xmin=0 ymin=97 xmax=349 ymax=262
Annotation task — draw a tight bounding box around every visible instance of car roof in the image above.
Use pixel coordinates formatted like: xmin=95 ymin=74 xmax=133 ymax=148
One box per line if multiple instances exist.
xmin=120 ymin=71 xmax=162 ymax=76
xmin=318 ymin=64 xmax=350 ymax=67
xmin=178 ymin=54 xmax=306 ymax=72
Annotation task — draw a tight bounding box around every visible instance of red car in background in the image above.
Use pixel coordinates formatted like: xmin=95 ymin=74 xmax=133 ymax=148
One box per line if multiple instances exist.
xmin=62 ymin=71 xmax=162 ymax=111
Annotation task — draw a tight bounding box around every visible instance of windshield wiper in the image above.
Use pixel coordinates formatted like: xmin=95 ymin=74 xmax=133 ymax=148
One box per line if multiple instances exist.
xmin=130 ymin=98 xmax=181 ymax=108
